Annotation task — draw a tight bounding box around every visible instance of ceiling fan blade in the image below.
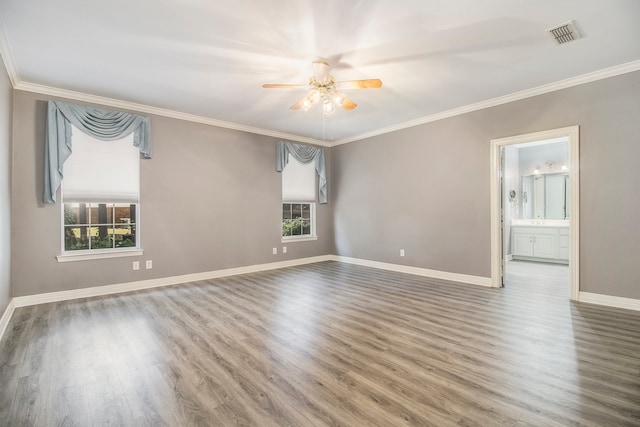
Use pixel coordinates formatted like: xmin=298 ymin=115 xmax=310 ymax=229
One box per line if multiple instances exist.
xmin=335 ymin=79 xmax=383 ymax=90
xmin=312 ymin=61 xmax=331 ymax=85
xmin=290 ymin=97 xmax=307 ymax=110
xmin=342 ymin=98 xmax=357 ymax=110
xmin=263 ymin=83 xmax=308 ymax=89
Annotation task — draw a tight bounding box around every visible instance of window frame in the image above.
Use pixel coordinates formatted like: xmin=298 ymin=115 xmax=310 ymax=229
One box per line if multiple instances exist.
xmin=57 ymin=199 xmax=143 ymax=262
xmin=281 ymin=153 xmax=318 ymax=243
xmin=281 ymin=201 xmax=317 ymax=243
xmin=56 ymin=130 xmax=143 ymax=262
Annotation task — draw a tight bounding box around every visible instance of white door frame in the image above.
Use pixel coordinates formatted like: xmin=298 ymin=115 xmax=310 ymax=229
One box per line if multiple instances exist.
xmin=490 ymin=126 xmax=580 ymax=300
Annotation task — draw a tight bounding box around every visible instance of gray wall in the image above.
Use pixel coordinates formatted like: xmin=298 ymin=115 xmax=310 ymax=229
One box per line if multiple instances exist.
xmin=332 ymin=70 xmax=640 ymax=299
xmin=9 ymin=71 xmax=640 ymax=301
xmin=0 ymin=57 xmax=11 ymax=314
xmin=11 ymin=90 xmax=333 ymax=297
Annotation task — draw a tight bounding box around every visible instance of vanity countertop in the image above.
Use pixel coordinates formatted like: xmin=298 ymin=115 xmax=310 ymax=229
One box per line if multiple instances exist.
xmin=511 ymin=219 xmax=569 ymax=227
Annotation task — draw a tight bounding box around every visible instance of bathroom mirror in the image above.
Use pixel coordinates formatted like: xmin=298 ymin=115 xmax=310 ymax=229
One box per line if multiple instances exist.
xmin=521 ymin=173 xmax=569 ymax=219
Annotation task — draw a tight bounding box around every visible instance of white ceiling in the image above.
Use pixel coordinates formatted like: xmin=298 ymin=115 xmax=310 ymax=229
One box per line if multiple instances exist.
xmin=1 ymin=0 xmax=639 ymax=145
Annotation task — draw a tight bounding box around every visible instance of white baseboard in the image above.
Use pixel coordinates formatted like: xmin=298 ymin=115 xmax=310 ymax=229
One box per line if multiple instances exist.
xmin=0 ymin=299 xmax=16 ymax=342
xmin=578 ymin=292 xmax=640 ymax=312
xmin=8 ymin=255 xmax=640 ymax=315
xmin=12 ymin=255 xmax=333 ymax=308
xmin=329 ymin=255 xmax=493 ymax=287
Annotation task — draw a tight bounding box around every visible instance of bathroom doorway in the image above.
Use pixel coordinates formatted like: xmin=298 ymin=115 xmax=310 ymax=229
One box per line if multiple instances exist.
xmin=490 ymin=126 xmax=579 ymax=300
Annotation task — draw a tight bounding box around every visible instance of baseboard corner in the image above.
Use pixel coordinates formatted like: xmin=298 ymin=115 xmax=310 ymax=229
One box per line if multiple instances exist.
xmin=330 ymin=255 xmax=492 ymax=287
xmin=0 ymin=299 xmax=16 ymax=342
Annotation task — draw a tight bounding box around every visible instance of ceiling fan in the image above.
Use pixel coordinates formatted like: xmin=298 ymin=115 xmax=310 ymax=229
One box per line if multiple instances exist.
xmin=262 ymin=61 xmax=382 ymax=114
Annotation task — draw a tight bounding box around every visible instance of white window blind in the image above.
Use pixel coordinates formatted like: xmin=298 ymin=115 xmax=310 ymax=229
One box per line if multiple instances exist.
xmin=62 ymin=126 xmax=139 ymax=203
xmin=282 ymin=154 xmax=316 ymax=202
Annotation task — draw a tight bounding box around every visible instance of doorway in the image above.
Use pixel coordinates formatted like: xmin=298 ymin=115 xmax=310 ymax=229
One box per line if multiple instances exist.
xmin=490 ymin=126 xmax=579 ymax=300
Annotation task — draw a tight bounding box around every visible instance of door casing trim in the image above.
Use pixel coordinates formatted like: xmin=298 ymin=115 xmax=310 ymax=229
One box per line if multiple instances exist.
xmin=490 ymin=126 xmax=579 ymax=300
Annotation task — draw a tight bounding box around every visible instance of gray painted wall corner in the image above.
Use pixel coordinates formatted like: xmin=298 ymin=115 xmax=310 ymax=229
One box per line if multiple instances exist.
xmin=0 ymin=57 xmax=12 ymax=315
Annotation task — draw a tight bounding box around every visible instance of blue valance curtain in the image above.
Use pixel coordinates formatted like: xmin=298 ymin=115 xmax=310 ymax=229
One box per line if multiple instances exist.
xmin=276 ymin=141 xmax=327 ymax=204
xmin=44 ymin=101 xmax=151 ymax=203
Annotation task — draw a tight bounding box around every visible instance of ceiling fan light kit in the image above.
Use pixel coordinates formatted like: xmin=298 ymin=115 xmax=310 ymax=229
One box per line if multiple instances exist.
xmin=263 ymin=61 xmax=382 ymax=114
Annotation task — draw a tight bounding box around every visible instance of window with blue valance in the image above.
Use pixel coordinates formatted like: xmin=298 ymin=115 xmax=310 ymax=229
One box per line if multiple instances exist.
xmin=44 ymin=101 xmax=151 ymax=204
xmin=276 ymin=141 xmax=327 ymax=204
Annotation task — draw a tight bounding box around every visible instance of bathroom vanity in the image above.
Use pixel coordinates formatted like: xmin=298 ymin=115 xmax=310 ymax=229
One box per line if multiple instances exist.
xmin=511 ymin=220 xmax=569 ymax=264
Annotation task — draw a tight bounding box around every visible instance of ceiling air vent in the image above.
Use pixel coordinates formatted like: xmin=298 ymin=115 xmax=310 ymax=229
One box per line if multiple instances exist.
xmin=546 ymin=20 xmax=581 ymax=45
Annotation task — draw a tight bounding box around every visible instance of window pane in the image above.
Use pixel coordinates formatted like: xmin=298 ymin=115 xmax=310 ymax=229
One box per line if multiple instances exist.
xmin=91 ymin=233 xmax=114 ymax=249
xmin=114 ymin=225 xmax=136 ymax=248
xmin=292 ymin=204 xmax=302 ymax=219
xmin=291 ymin=220 xmax=302 ymax=236
xmin=282 ymin=203 xmax=292 ymax=220
xmin=106 ymin=204 xmax=115 ymax=224
xmin=89 ymin=204 xmax=112 ymax=226
xmin=302 ymin=220 xmax=311 ymax=235
xmin=88 ymin=205 xmax=96 ymax=224
xmin=89 ymin=203 xmax=111 ymax=244
xmin=112 ymin=204 xmax=136 ymax=224
xmin=282 ymin=220 xmax=292 ymax=236
xmin=64 ymin=227 xmax=89 ymax=251
xmin=301 ymin=203 xmax=310 ymax=219
xmin=64 ymin=203 xmax=89 ymax=225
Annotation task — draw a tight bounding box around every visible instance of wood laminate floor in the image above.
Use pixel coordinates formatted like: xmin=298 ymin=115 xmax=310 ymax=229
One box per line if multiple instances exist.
xmin=1 ymin=261 xmax=639 ymax=426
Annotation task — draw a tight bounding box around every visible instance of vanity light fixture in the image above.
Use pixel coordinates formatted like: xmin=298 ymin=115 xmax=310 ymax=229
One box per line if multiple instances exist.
xmin=545 ymin=161 xmax=558 ymax=169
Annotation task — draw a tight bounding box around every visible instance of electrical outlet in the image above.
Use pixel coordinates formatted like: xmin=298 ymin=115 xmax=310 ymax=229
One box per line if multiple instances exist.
xmin=145 ymin=260 xmax=153 ymax=269
xmin=282 ymin=246 xmax=287 ymax=254
xmin=400 ymin=249 xmax=405 ymax=257
xmin=272 ymin=247 xmax=277 ymax=255
xmin=132 ymin=261 xmax=140 ymax=270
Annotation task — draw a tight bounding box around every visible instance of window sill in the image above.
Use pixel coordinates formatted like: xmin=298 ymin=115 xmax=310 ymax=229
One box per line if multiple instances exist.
xmin=57 ymin=249 xmax=143 ymax=263
xmin=281 ymin=236 xmax=318 ymax=243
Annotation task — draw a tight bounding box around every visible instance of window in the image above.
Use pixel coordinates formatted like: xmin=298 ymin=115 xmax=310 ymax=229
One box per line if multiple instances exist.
xmin=282 ymin=202 xmax=315 ymax=239
xmin=281 ymin=155 xmax=317 ymax=241
xmin=63 ymin=203 xmax=137 ymax=251
xmin=61 ymin=126 xmax=140 ymax=254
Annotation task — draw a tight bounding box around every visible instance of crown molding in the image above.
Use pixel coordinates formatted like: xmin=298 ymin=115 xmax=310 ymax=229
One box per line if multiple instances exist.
xmin=14 ymin=81 xmax=330 ymax=147
xmin=1 ymin=9 xmax=638 ymax=151
xmin=0 ymin=16 xmax=20 ymax=87
xmin=329 ymin=60 xmax=640 ymax=146
xmin=0 ymin=14 xmax=329 ymax=146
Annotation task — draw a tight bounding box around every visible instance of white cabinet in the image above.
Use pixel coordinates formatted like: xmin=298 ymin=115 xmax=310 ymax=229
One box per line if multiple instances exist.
xmin=557 ymin=228 xmax=569 ymax=261
xmin=511 ymin=226 xmax=568 ymax=264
